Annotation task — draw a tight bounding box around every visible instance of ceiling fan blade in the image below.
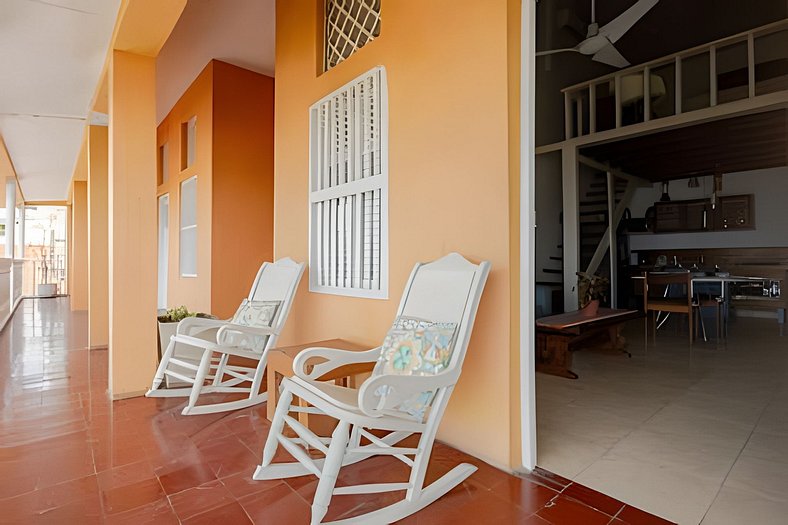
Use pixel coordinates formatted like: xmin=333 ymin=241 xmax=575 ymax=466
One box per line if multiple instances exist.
xmin=535 ymin=48 xmax=581 ymax=57
xmin=592 ymin=42 xmax=630 ymax=68
xmin=599 ymin=0 xmax=659 ymax=43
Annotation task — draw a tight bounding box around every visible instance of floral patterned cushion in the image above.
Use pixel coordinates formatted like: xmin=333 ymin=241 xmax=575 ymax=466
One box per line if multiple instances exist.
xmin=221 ymin=299 xmax=281 ymax=350
xmin=375 ymin=316 xmax=458 ymax=420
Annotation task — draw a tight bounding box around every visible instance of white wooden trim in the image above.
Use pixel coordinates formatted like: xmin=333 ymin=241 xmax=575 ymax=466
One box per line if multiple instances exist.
xmin=520 ymin=0 xmax=537 ymax=472
xmin=747 ymin=33 xmax=756 ymax=98
xmin=589 ymin=83 xmax=597 ymax=133
xmin=709 ymin=46 xmax=718 ymax=107
xmin=676 ymin=55 xmax=683 ymax=115
xmin=607 ymin=172 xmax=617 ymax=309
xmin=643 ymin=66 xmax=651 ymax=121
xmin=535 ymin=90 xmax=788 ymax=154
xmin=614 ymin=75 xmax=622 ymax=128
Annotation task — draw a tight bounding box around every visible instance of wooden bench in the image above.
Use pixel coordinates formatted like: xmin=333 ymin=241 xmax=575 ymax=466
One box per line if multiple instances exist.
xmin=536 ymin=308 xmax=640 ymax=379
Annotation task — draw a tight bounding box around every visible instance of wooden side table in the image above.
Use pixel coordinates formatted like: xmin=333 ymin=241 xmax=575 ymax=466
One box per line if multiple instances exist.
xmin=266 ymin=338 xmax=374 ymax=422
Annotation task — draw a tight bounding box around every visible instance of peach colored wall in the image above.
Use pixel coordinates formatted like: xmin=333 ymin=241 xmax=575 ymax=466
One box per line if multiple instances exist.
xmin=108 ymin=50 xmax=158 ymax=398
xmin=210 ymin=61 xmax=275 ymax=318
xmin=274 ymin=0 xmax=516 ymax=469
xmin=157 ymin=64 xmax=214 ymax=314
xmin=155 ymin=0 xmax=274 ymax=124
xmin=506 ymin=0 xmax=523 ymax=469
xmin=88 ymin=125 xmax=109 ymax=348
xmin=70 ymin=180 xmax=89 ymax=310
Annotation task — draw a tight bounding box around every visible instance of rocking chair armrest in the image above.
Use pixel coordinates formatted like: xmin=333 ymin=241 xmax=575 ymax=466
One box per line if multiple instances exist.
xmin=176 ymin=317 xmax=228 ymax=335
xmin=216 ymin=324 xmax=277 ymax=340
xmin=293 ymin=346 xmax=382 ymax=381
xmin=357 ymin=370 xmax=461 ymax=418
xmin=170 ymin=333 xmax=218 ymax=350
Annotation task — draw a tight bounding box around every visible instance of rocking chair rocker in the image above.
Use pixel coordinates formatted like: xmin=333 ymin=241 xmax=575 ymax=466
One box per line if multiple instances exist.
xmin=146 ymin=257 xmax=304 ymax=415
xmin=254 ymin=253 xmax=490 ymax=524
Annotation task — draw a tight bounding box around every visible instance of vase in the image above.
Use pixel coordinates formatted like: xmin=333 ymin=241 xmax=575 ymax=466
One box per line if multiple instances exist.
xmin=580 ymin=299 xmax=600 ymax=317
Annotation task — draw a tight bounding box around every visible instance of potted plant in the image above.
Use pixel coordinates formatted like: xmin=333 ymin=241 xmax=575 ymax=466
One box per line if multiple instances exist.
xmin=576 ymin=272 xmax=609 ymax=316
xmin=157 ymin=306 xmax=216 ymax=387
xmin=157 ymin=305 xmax=196 ymax=358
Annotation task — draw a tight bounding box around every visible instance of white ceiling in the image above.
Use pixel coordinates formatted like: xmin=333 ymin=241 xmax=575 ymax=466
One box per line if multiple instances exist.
xmin=0 ymin=0 xmax=120 ymax=201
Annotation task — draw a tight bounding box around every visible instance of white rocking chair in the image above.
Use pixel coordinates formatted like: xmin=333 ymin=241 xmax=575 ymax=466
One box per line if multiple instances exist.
xmin=146 ymin=257 xmax=305 ymax=416
xmin=254 ymin=253 xmax=490 ymax=524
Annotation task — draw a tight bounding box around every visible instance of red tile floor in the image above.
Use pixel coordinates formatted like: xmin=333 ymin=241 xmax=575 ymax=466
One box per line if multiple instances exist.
xmin=0 ymin=298 xmax=675 ymax=524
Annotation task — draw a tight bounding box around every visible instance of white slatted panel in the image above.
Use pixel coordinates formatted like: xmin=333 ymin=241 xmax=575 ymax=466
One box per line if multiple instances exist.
xmin=309 ymin=67 xmax=387 ymax=298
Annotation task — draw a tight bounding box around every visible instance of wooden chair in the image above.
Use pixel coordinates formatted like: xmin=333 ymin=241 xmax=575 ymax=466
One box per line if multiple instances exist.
xmin=643 ymin=271 xmax=693 ymax=344
xmin=146 ymin=257 xmax=305 ymax=415
xmin=253 ymin=253 xmax=491 ymax=524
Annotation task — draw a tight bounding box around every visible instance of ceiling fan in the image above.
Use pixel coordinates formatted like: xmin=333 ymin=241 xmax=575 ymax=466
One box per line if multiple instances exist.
xmin=537 ymin=0 xmax=660 ymax=68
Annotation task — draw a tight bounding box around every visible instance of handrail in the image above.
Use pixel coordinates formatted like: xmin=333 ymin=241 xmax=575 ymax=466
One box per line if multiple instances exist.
xmin=561 ymin=19 xmax=788 ymax=94
xmin=560 ymin=18 xmax=788 ymax=141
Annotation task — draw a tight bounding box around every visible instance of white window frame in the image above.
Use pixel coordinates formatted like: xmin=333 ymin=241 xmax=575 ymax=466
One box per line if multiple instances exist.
xmin=179 ymin=176 xmax=197 ymax=278
xmin=308 ymin=66 xmax=388 ymax=299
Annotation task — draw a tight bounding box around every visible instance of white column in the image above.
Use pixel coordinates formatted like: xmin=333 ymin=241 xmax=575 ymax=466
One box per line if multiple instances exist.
xmin=562 ymin=146 xmax=579 ymax=310
xmin=5 ymin=178 xmax=16 ymax=258
xmin=17 ymin=206 xmax=24 ymax=258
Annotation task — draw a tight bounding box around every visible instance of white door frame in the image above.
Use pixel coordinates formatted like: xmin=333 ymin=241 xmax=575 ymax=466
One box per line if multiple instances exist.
xmin=520 ymin=0 xmax=537 ymax=471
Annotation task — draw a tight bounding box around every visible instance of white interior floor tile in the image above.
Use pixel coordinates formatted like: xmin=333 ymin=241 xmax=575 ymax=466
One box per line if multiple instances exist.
xmin=537 ymin=317 xmax=788 ymax=525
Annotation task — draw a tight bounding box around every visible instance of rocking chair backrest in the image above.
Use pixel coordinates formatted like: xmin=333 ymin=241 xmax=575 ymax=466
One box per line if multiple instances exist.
xmin=365 ymin=253 xmax=490 ymax=420
xmin=396 ymin=253 xmax=491 ymax=372
xmin=225 ymin=258 xmax=305 ymax=351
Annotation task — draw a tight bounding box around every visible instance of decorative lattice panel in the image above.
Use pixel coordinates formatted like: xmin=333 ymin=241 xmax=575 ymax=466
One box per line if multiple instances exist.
xmin=325 ymin=0 xmax=381 ymax=71
xmin=309 ymin=67 xmax=388 ymax=298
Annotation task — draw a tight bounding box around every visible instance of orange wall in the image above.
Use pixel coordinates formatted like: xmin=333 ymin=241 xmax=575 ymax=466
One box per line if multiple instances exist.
xmin=70 ymin=180 xmax=89 ymax=310
xmin=157 ymin=61 xmax=275 ymax=318
xmin=274 ymin=0 xmax=517 ymax=469
xmin=88 ymin=125 xmax=109 ymax=348
xmin=157 ymin=63 xmax=214 ymax=314
xmin=211 ymin=61 xmax=275 ymax=318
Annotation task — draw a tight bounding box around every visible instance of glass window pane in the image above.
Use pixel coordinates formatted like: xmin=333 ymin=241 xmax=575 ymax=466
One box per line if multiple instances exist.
xmin=594 ymin=81 xmax=616 ymax=132
xmin=754 ymin=29 xmax=788 ymax=96
xmin=716 ymin=40 xmax=749 ymax=104
xmin=682 ymin=52 xmax=710 ymax=112
xmin=650 ymin=62 xmax=675 ymax=119
xmin=179 ymin=176 xmax=197 ymax=277
xmin=620 ymin=72 xmax=644 ymax=126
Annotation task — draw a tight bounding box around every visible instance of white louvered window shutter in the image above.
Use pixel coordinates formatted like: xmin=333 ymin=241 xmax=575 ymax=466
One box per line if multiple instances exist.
xmin=309 ymin=66 xmax=388 ymax=299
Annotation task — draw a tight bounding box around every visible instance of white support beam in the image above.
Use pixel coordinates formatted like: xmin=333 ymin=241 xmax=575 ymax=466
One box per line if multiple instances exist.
xmin=4 ymin=178 xmax=16 ymax=259
xmin=576 ymin=96 xmax=583 ymax=137
xmin=710 ymin=46 xmax=717 ymax=107
xmin=614 ymin=75 xmax=622 ymax=128
xmin=675 ymin=55 xmax=683 ymax=115
xmin=643 ymin=66 xmax=651 ymax=122
xmin=589 ymin=83 xmax=597 ymax=133
xmin=747 ymin=33 xmax=756 ymax=98
xmin=606 ymin=172 xmax=617 ymax=308
xmin=535 ymin=89 xmax=788 ymax=155
xmin=562 ymin=146 xmax=579 ymax=311
xmin=564 ymin=92 xmax=572 ymax=140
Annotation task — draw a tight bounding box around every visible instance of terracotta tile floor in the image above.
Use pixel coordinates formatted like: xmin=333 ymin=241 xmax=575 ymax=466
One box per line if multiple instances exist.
xmin=0 ymin=298 xmax=675 ymax=524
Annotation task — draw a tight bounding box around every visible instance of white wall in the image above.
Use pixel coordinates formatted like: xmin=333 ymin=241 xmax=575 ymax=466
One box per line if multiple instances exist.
xmin=628 ymin=166 xmax=788 ymax=251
